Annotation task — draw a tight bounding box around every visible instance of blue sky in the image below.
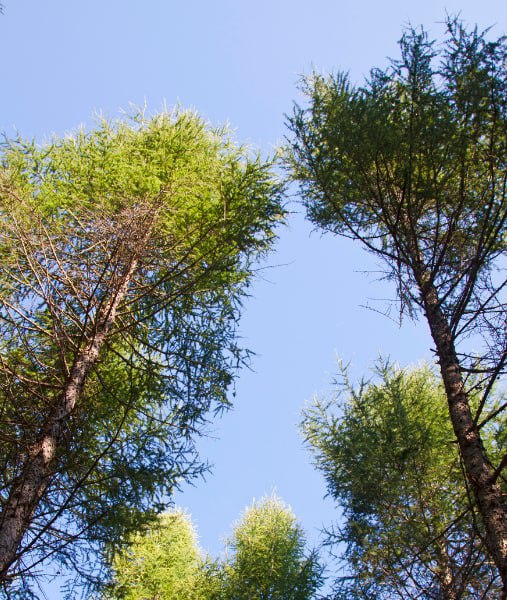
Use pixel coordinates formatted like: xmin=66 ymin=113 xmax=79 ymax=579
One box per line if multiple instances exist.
xmin=1 ymin=1 xmax=506 ymax=596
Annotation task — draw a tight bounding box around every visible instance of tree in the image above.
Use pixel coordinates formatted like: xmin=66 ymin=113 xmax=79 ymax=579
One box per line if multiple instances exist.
xmin=302 ymin=362 xmax=503 ymax=599
xmin=222 ymin=496 xmax=324 ymax=599
xmin=107 ymin=497 xmax=323 ymax=600
xmin=106 ymin=509 xmax=224 ymax=600
xmin=287 ymin=18 xmax=507 ymax=591
xmin=107 ymin=510 xmax=200 ymax=600
xmin=0 ymin=110 xmax=283 ymax=592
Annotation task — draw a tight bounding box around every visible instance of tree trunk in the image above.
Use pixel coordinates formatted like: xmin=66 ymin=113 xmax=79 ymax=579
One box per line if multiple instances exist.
xmin=420 ymin=278 xmax=507 ymax=596
xmin=0 ymin=254 xmax=140 ymax=580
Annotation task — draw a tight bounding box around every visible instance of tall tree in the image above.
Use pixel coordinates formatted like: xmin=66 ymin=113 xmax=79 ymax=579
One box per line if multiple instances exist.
xmin=222 ymin=496 xmax=324 ymax=600
xmin=106 ymin=497 xmax=323 ymax=600
xmin=302 ymin=362 xmax=503 ymax=599
xmin=0 ymin=110 xmax=283 ymax=592
xmin=107 ymin=510 xmax=200 ymax=600
xmin=287 ymin=19 xmax=507 ymax=591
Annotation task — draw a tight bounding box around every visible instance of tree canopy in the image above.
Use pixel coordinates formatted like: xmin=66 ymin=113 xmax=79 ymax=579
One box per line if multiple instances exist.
xmin=287 ymin=18 xmax=507 ymax=589
xmin=0 ymin=110 xmax=283 ymax=593
xmin=107 ymin=496 xmax=323 ymax=600
xmin=302 ymin=362 xmax=503 ymax=599
xmin=222 ymin=496 xmax=324 ymax=599
xmin=107 ymin=510 xmax=200 ymax=600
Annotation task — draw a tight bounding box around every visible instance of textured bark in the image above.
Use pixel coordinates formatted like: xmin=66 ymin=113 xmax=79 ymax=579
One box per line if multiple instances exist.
xmin=419 ymin=276 xmax=507 ymax=596
xmin=0 ymin=243 xmax=144 ymax=580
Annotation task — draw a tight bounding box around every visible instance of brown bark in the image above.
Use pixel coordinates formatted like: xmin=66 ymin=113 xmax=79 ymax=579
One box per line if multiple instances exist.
xmin=420 ymin=275 xmax=507 ymax=596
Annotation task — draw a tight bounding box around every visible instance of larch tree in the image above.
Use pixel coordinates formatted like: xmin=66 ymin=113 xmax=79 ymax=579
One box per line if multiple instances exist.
xmin=222 ymin=496 xmax=324 ymax=600
xmin=302 ymin=362 xmax=504 ymax=599
xmin=0 ymin=110 xmax=283 ymax=593
xmin=107 ymin=510 xmax=200 ymax=600
xmin=287 ymin=18 xmax=507 ymax=592
xmin=105 ymin=497 xmax=323 ymax=600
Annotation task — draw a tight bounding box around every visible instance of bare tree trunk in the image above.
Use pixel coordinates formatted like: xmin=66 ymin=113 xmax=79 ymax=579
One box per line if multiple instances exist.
xmin=420 ymin=278 xmax=507 ymax=596
xmin=0 ymin=252 xmax=141 ymax=580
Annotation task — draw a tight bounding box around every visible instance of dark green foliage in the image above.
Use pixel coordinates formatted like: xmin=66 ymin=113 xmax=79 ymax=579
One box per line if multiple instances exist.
xmin=286 ymin=18 xmax=507 ymax=356
xmin=287 ymin=17 xmax=507 ymax=586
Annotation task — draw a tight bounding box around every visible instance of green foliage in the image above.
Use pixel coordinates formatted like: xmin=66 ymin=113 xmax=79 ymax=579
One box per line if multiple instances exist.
xmin=106 ymin=497 xmax=323 ymax=600
xmin=286 ymin=17 xmax=507 ymax=356
xmin=107 ymin=511 xmax=200 ymax=600
xmin=302 ymin=362 xmax=501 ymax=598
xmin=223 ymin=496 xmax=324 ymax=599
xmin=0 ymin=109 xmax=284 ymax=591
xmin=287 ymin=17 xmax=507 ymax=586
xmin=192 ymin=558 xmax=228 ymax=600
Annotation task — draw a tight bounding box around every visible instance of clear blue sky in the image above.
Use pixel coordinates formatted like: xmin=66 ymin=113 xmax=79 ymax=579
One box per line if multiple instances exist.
xmin=1 ymin=1 xmax=506 ymax=597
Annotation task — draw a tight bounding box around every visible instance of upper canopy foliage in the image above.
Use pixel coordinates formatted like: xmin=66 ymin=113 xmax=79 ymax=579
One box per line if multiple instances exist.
xmin=223 ymin=496 xmax=324 ymax=599
xmin=107 ymin=496 xmax=323 ymax=600
xmin=287 ymin=19 xmax=507 ymax=350
xmin=0 ymin=109 xmax=284 ymax=591
xmin=108 ymin=510 xmax=200 ymax=600
xmin=302 ymin=362 xmax=505 ymax=598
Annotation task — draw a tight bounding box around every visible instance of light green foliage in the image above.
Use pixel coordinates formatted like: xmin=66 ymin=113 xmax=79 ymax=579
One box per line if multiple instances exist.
xmin=106 ymin=497 xmax=323 ymax=600
xmin=223 ymin=496 xmax=324 ymax=599
xmin=0 ymin=109 xmax=283 ymax=591
xmin=302 ymin=362 xmax=501 ymax=598
xmin=108 ymin=511 xmax=200 ymax=600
